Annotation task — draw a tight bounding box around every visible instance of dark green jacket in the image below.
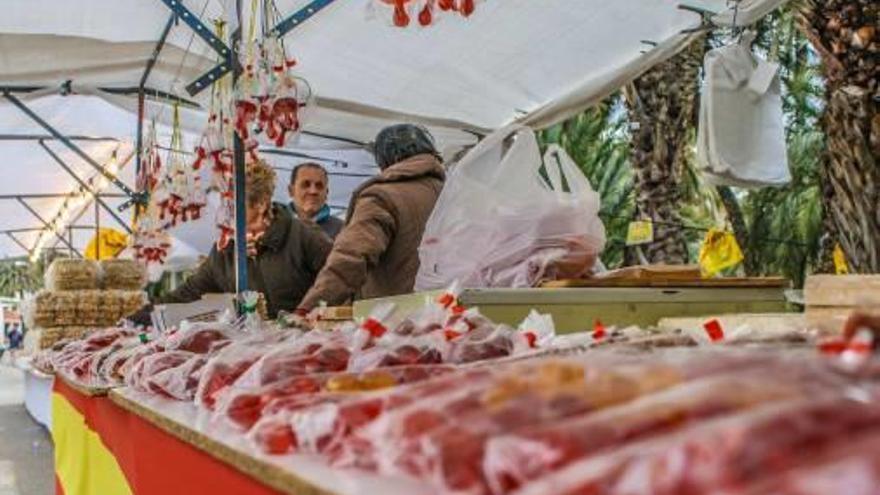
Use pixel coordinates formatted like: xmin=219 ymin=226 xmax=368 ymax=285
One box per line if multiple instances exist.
xmin=160 ymin=204 xmax=331 ymax=318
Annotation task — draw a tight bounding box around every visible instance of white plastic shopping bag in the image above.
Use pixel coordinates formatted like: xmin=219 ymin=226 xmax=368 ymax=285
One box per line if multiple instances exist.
xmin=416 ymin=125 xmax=605 ymax=290
xmin=696 ymin=34 xmax=790 ymax=188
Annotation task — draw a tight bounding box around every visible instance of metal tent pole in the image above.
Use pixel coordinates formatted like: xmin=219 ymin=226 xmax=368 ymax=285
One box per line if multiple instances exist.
xmin=231 ymin=2 xmax=248 ymax=299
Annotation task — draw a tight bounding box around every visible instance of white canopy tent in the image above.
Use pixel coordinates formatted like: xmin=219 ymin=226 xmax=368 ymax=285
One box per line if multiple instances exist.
xmin=0 ymin=0 xmax=786 ymax=262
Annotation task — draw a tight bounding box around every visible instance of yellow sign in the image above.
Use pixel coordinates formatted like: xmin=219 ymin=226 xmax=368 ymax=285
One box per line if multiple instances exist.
xmin=699 ymin=229 xmax=744 ymax=277
xmin=84 ymin=228 xmax=129 ymax=260
xmin=833 ymin=243 xmax=850 ymax=275
xmin=626 ymin=220 xmax=654 ymax=246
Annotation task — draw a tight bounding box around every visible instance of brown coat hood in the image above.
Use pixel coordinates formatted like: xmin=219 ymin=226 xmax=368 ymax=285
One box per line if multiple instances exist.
xmin=300 ymin=154 xmax=446 ymax=309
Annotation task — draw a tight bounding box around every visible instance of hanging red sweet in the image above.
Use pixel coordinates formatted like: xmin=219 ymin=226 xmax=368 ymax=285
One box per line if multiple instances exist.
xmin=374 ymin=0 xmax=480 ymax=27
xmin=418 ymin=1 xmax=433 ymax=26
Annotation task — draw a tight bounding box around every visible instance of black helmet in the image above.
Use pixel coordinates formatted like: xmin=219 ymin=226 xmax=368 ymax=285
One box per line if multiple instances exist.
xmin=373 ymin=124 xmax=439 ymax=169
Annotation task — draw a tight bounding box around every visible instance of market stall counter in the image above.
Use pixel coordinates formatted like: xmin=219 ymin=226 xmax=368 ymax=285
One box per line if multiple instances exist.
xmin=52 ymin=375 xmax=297 ymax=495
xmin=354 ymin=280 xmax=790 ymax=333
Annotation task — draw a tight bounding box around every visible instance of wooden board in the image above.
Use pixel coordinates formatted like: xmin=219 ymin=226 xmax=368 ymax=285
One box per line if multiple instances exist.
xmin=320 ymin=306 xmax=353 ymax=321
xmin=805 ymin=306 xmax=854 ymax=334
xmin=542 ymin=276 xmax=789 ymax=289
xmin=804 ymin=275 xmax=880 ymax=307
xmin=57 ymin=373 xmax=113 ymax=397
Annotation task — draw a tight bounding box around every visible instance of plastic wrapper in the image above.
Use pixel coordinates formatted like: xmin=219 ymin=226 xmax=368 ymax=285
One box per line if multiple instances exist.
xmin=51 ymin=327 xmax=134 ymax=381
xmin=129 ymin=350 xmax=198 ymax=395
xmin=513 ymin=389 xmax=880 ymax=495
xmin=285 ymin=367 xmax=496 ymax=463
xmin=144 ymin=354 xmax=209 ymax=400
xmin=100 ymin=259 xmax=147 ymax=290
xmin=232 ymin=333 xmax=352 ymax=390
xmin=165 ymin=324 xmax=235 ymax=354
xmin=736 ymin=429 xmax=880 ymax=495
xmin=482 ymin=365 xmax=852 ymax=494
xmin=333 ymin=351 xmax=785 ymax=484
xmin=220 ymin=365 xmax=454 ymax=432
xmin=45 ymin=258 xmax=99 ymax=291
xmin=196 ymin=330 xmax=299 ymax=410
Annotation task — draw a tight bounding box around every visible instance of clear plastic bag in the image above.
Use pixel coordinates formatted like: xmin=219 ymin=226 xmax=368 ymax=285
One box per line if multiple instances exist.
xmin=514 ymin=389 xmax=880 ymax=495
xmin=416 ymin=126 xmax=605 ymax=290
xmin=195 ymin=329 xmax=298 ymax=409
xmin=482 ymin=364 xmax=852 ymax=494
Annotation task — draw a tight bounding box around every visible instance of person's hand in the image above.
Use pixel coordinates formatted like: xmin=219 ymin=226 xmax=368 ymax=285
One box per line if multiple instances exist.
xmin=842 ymin=311 xmax=880 ymax=341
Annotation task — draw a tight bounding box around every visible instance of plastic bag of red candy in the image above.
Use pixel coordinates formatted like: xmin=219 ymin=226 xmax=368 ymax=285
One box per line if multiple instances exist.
xmin=248 ymin=366 xmax=481 ymax=458
xmin=219 ymin=365 xmax=454 ymax=432
xmin=196 ymin=329 xmax=300 ymax=410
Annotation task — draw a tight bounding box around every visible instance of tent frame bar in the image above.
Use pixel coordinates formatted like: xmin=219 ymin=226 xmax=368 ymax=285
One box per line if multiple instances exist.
xmin=0 ymin=85 xmax=198 ymax=109
xmin=16 ymin=197 xmax=82 ymax=257
xmin=136 ymin=13 xmax=176 ymax=219
xmin=38 ymin=140 xmax=133 ymax=234
xmin=1 ymin=226 xmax=102 ymax=235
xmin=0 ymin=135 xmax=118 ymax=142
xmin=2 ymin=92 xmax=143 ymax=207
xmin=185 ymin=0 xmax=338 ymax=96
xmin=158 ymin=0 xmax=230 ymax=58
xmin=0 ymin=194 xmax=126 ymax=200
xmin=5 ymin=233 xmax=31 ymax=257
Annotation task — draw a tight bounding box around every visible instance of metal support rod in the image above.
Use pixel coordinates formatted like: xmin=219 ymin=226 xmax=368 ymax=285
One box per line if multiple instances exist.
xmin=158 ymin=0 xmax=230 ymax=57
xmin=68 ymin=227 xmax=74 ymax=258
xmin=231 ymin=4 xmax=249 ymax=299
xmin=38 ymin=141 xmax=133 ymax=234
xmin=0 ymin=85 xmax=199 ymax=109
xmin=0 ymin=135 xmax=118 ymax=142
xmin=186 ymin=0 xmax=338 ymax=96
xmin=95 ymin=201 xmax=101 ymax=260
xmin=4 ymin=93 xmax=140 ymax=202
xmin=0 ymin=193 xmax=127 ymax=200
xmin=0 ymin=226 xmax=103 ymax=234
xmin=16 ymin=198 xmax=81 ymax=257
xmin=5 ymin=233 xmax=31 ymax=257
xmin=141 ymin=14 xmax=176 ymax=89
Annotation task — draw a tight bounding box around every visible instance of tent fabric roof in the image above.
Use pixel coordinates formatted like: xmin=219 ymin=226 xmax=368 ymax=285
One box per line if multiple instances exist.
xmin=0 ymin=0 xmax=786 ymax=261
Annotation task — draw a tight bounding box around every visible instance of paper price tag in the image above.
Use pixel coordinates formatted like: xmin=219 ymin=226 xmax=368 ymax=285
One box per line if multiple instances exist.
xmin=626 ymin=220 xmax=654 ymax=246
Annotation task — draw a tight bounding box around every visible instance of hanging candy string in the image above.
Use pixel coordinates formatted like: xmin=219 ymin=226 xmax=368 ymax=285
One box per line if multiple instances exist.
xmin=233 ymin=0 xmax=313 ymax=148
xmin=374 ymin=0 xmax=480 ymax=28
xmin=132 ymin=120 xmax=173 ymax=266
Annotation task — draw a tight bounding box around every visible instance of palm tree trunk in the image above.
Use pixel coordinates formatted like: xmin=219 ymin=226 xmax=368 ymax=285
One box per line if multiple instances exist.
xmin=798 ymin=0 xmax=879 ymax=272
xmin=716 ymin=186 xmax=758 ymax=275
xmin=624 ymin=37 xmax=705 ymax=265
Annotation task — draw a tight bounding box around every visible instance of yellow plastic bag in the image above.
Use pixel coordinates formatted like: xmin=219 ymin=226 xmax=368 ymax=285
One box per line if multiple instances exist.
xmin=699 ymin=229 xmax=744 ymax=277
xmin=833 ymin=243 xmax=849 ymax=275
xmin=84 ymin=228 xmax=129 ymax=260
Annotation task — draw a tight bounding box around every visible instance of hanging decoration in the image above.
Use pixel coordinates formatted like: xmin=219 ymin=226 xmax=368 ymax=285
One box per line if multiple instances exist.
xmin=190 ymin=7 xmax=314 ymax=251
xmin=372 ymin=0 xmax=479 ymax=28
xmin=157 ymin=104 xmax=207 ymax=227
xmin=132 ymin=121 xmax=173 ymax=266
xmin=233 ymin=2 xmax=313 ymax=148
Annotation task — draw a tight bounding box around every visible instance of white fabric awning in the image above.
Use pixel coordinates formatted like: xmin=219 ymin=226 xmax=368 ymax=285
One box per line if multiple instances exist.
xmin=0 ymin=0 xmax=787 ymax=260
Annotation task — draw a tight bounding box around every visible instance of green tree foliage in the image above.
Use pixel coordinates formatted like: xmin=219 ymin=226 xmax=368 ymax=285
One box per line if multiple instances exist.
xmin=540 ymin=5 xmax=826 ymax=286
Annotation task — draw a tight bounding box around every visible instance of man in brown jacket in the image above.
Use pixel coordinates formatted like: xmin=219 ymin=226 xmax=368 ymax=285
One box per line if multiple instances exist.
xmin=298 ymin=124 xmax=445 ymax=310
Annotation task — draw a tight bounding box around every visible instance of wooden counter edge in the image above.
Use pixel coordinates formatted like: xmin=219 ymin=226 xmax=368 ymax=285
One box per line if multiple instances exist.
xmin=108 ymin=389 xmax=336 ymax=495
xmin=541 ymin=277 xmax=790 ymax=289
xmin=57 ymin=373 xmax=113 ymax=397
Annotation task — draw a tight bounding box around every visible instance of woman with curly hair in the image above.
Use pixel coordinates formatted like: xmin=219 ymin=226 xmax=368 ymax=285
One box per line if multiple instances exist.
xmin=132 ymin=159 xmax=332 ymax=321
